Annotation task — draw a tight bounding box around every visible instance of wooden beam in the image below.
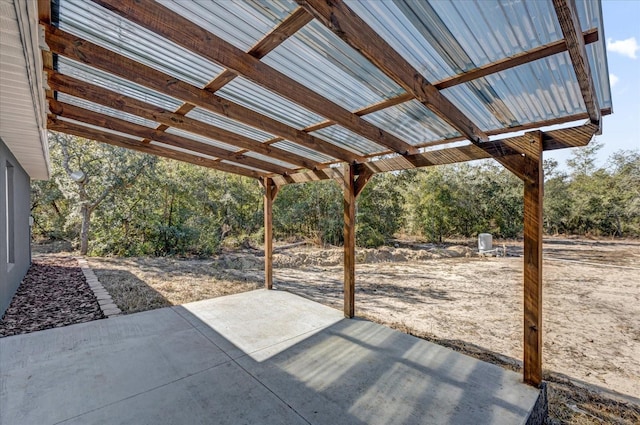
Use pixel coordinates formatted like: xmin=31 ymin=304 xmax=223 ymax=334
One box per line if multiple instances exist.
xmin=44 ymin=26 xmax=362 ymax=165
xmin=522 ymin=131 xmax=544 ymax=386
xmin=553 ymin=0 xmax=601 ymax=126
xmin=273 ymin=123 xmax=598 ymax=185
xmin=48 ymin=99 xmax=291 ymax=175
xmin=343 ymin=164 xmax=356 ymax=318
xmin=285 ymin=27 xmax=600 ymax=134
xmin=435 ymin=28 xmax=599 ymax=90
xmin=46 ymin=72 xmax=316 ymax=170
xmin=48 ymin=118 xmax=264 ymax=178
xmin=277 ymin=26 xmax=600 ymax=146
xmin=207 ymin=7 xmax=313 ymax=92
xmin=296 ymin=0 xmax=487 ymax=144
xmin=91 ymin=0 xmax=417 ymax=156
xmin=262 ymin=177 xmax=278 ymax=290
xmin=354 ymin=168 xmax=373 ymax=198
xmin=271 ymin=167 xmax=345 ymax=186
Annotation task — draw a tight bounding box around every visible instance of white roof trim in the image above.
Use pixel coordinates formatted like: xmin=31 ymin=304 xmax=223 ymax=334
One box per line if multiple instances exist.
xmin=0 ymin=0 xmax=50 ymax=179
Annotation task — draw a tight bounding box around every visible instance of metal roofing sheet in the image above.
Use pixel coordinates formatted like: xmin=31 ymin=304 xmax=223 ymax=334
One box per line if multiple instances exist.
xmin=576 ymin=0 xmax=612 ymax=109
xmin=243 ymin=151 xmax=298 ymax=169
xmin=57 ymin=57 xmax=184 ymax=111
xmin=186 ymin=107 xmax=275 ymax=143
xmin=57 ymin=92 xmax=159 ymax=128
xmin=216 ymin=77 xmax=325 ymax=129
xmin=157 ymin=0 xmax=297 ymax=51
xmin=150 ymin=141 xmax=219 ymax=161
xmin=263 ymin=20 xmax=406 ymax=111
xmin=56 ymin=116 xmax=144 ymax=141
xmin=164 ymin=128 xmax=243 ymax=153
xmin=270 ymin=140 xmax=334 ymax=163
xmin=345 ymin=0 xmax=611 ymax=127
xmin=345 ymin=0 xmax=564 ymax=81
xmin=363 ymin=100 xmax=460 ymax=146
xmin=311 ymin=125 xmax=385 ymax=156
xmin=58 ymin=0 xmax=222 ymax=88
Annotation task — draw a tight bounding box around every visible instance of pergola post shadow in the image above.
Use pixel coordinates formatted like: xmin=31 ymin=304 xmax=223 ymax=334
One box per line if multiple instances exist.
xmin=261 ymin=177 xmax=279 ymax=290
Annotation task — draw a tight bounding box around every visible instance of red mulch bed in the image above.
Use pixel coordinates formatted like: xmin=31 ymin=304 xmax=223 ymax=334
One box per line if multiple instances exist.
xmin=0 ymin=255 xmax=105 ymax=337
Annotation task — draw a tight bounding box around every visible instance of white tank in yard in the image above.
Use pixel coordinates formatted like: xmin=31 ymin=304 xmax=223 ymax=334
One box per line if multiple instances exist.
xmin=478 ymin=233 xmax=492 ymax=252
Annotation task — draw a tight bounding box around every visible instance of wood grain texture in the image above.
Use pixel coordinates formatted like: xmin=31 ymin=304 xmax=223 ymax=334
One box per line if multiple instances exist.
xmin=47 ymin=72 xmax=314 ymax=170
xmin=263 ymin=177 xmax=278 ymax=290
xmin=553 ymin=0 xmax=601 ymax=126
xmin=343 ymin=164 xmax=356 ymax=318
xmin=48 ymin=100 xmax=293 ymax=175
xmin=47 ymin=118 xmax=264 ymax=178
xmin=522 ymin=131 xmax=544 ymax=386
xmin=91 ymin=0 xmax=417 ymax=155
xmin=297 ymin=0 xmax=487 ymax=144
xmin=44 ymin=25 xmax=359 ymax=164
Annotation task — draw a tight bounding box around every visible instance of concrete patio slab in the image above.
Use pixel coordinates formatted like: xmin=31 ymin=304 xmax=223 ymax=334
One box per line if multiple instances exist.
xmin=0 ymin=289 xmax=544 ymax=424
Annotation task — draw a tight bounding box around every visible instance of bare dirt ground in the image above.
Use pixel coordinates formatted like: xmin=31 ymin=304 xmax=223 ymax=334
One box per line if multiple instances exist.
xmin=80 ymin=237 xmax=640 ymax=424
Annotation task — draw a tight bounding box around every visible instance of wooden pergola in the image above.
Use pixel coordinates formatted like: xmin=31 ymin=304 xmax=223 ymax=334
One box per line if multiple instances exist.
xmin=38 ymin=0 xmax=611 ymax=387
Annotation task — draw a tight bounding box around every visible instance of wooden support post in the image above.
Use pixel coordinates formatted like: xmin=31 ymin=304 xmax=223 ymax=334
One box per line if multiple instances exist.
xmin=262 ymin=177 xmax=278 ymax=290
xmin=523 ymin=131 xmax=544 ymax=386
xmin=343 ymin=164 xmax=356 ymax=318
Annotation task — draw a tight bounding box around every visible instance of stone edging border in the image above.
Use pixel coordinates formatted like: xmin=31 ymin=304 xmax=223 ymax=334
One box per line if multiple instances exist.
xmin=75 ymin=257 xmax=122 ymax=318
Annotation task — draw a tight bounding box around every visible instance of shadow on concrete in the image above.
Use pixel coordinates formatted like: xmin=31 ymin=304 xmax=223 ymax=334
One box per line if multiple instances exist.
xmin=0 ymin=290 xmax=543 ymax=425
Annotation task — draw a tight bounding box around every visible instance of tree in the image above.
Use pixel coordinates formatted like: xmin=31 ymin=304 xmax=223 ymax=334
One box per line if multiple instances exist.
xmin=50 ymin=133 xmax=155 ymax=254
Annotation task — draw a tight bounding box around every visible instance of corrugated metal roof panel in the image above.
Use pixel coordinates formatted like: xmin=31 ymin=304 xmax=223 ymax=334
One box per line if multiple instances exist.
xmin=263 ymin=20 xmax=406 ymax=111
xmin=243 ymin=151 xmax=298 ymax=169
xmin=58 ymin=0 xmax=222 ymax=88
xmin=57 ymin=93 xmax=159 ymax=128
xmin=363 ymin=100 xmax=460 ymax=146
xmin=576 ymin=0 xmax=612 ymax=109
xmin=219 ymin=159 xmax=267 ymax=173
xmin=346 ymin=0 xmax=611 ymax=129
xmin=270 ymin=140 xmax=333 ymax=163
xmin=311 ymin=125 xmax=385 ymax=156
xmin=157 ymin=0 xmax=297 ymax=51
xmin=57 ymin=57 xmax=184 ymax=111
xmin=164 ymin=128 xmax=243 ymax=153
xmin=217 ymin=77 xmax=324 ymax=129
xmin=345 ymin=0 xmax=563 ymax=81
xmin=150 ymin=141 xmax=219 ymax=161
xmin=56 ymin=116 xmax=144 ymax=141
xmin=186 ymin=107 xmax=275 ymax=143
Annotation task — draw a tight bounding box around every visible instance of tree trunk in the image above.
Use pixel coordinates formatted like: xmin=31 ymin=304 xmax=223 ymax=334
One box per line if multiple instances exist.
xmin=80 ymin=204 xmax=91 ymax=255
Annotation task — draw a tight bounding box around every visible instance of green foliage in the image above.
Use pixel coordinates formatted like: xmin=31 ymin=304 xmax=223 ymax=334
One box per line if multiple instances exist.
xmin=356 ymin=172 xmax=412 ymax=247
xmin=274 ymin=180 xmax=342 ymax=245
xmin=32 ymin=132 xmax=640 ymax=256
xmin=407 ymin=163 xmax=523 ymax=242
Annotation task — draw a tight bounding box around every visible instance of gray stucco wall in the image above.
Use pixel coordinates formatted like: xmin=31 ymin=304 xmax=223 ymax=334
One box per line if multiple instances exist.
xmin=0 ymin=137 xmax=31 ymax=317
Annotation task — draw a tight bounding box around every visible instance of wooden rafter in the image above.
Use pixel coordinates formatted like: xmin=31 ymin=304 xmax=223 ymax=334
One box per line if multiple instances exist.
xmin=296 ymin=0 xmax=488 ymax=144
xmin=46 ymin=72 xmax=313 ymax=171
xmin=48 ymin=99 xmax=291 ymax=175
xmin=206 ymin=7 xmax=313 ymax=93
xmin=91 ymin=0 xmax=418 ymax=156
xmin=435 ymin=28 xmax=599 ymax=90
xmin=553 ymin=0 xmax=601 ymax=126
xmin=48 ymin=118 xmax=264 ymax=179
xmin=271 ymin=123 xmax=598 ymax=186
xmin=154 ymin=7 xmax=313 ymax=158
xmin=44 ymin=25 xmax=362 ymax=165
xmin=277 ymin=27 xmax=600 ymax=144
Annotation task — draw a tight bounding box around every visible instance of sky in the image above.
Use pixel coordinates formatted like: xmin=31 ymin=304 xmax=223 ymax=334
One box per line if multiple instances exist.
xmin=545 ymin=0 xmax=640 ymax=170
